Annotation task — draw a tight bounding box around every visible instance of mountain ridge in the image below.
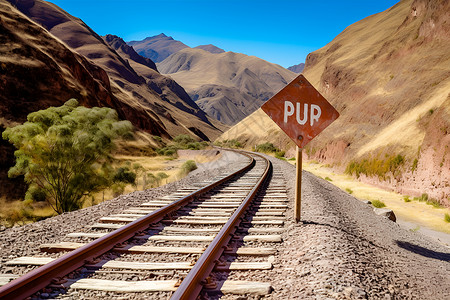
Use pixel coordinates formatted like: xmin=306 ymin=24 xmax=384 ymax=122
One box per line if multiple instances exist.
xmin=128 ymin=33 xmax=189 ymax=63
xmin=158 ymin=48 xmax=296 ymax=125
xmin=194 ymin=44 xmax=225 ymax=53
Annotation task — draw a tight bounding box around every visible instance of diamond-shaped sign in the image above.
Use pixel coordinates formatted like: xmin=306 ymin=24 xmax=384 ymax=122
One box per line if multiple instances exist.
xmin=261 ymin=74 xmax=339 ymax=148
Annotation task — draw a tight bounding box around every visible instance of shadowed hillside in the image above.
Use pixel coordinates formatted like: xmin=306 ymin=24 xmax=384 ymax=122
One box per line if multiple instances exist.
xmin=158 ymin=48 xmax=296 ymax=125
xmin=0 ymin=1 xmax=125 ymax=199
xmin=219 ymin=0 xmax=450 ymax=205
xmin=7 ymin=0 xmax=224 ymax=141
xmin=1 ymin=0 xmax=226 ymax=199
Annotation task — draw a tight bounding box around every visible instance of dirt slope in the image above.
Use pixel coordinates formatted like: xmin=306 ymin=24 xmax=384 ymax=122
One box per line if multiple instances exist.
xmin=158 ymin=48 xmax=296 ymax=125
xmin=219 ymin=0 xmax=450 ymax=205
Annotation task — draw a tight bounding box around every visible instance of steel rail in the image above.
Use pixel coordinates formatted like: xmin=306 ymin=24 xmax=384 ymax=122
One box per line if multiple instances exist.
xmin=0 ymin=151 xmax=255 ymax=300
xmin=171 ymin=152 xmax=272 ymax=300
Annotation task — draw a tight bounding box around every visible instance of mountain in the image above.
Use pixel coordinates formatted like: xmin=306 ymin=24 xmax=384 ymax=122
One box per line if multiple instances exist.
xmin=7 ymin=0 xmax=224 ymax=140
xmin=128 ymin=34 xmax=189 ymax=63
xmin=194 ymin=44 xmax=225 ymax=54
xmin=102 ymin=34 xmax=210 ymax=127
xmin=287 ymin=63 xmax=305 ymax=73
xmin=219 ymin=0 xmax=450 ymax=205
xmin=104 ymin=35 xmax=157 ymax=71
xmin=1 ymin=0 xmax=226 ymax=199
xmin=158 ymin=48 xmax=296 ymax=125
xmin=128 ymin=34 xmax=225 ymax=61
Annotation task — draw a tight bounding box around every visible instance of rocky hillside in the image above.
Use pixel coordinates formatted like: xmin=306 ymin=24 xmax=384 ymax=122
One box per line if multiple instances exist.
xmin=287 ymin=63 xmax=305 ymax=73
xmin=0 ymin=0 xmax=225 ymax=199
xmin=158 ymin=48 xmax=296 ymax=125
xmin=219 ymin=0 xmax=450 ymax=205
xmin=128 ymin=33 xmax=189 ymax=63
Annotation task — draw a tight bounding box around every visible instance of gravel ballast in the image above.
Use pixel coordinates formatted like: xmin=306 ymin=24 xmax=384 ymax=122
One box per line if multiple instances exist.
xmin=1 ymin=150 xmax=449 ymax=299
xmin=267 ymin=154 xmax=449 ymax=299
xmin=0 ymin=151 xmax=247 ymax=270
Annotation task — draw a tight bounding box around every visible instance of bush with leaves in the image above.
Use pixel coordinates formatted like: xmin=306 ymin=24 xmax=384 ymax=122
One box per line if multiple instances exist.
xmin=180 ymin=160 xmax=197 ymax=176
xmin=156 ymin=172 xmax=169 ymax=185
xmin=255 ymin=142 xmax=278 ymax=153
xmin=2 ymin=99 xmax=133 ymax=214
xmin=156 ymin=134 xmax=209 ymax=157
xmin=110 ymin=166 xmax=137 ymax=197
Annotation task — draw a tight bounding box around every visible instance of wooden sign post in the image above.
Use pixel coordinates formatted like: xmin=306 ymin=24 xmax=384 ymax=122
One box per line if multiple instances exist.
xmin=295 ymin=146 xmax=302 ymax=222
xmin=261 ymin=74 xmax=339 ymax=223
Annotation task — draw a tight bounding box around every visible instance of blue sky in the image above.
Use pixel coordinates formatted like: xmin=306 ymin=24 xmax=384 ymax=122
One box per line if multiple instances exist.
xmin=49 ymin=0 xmax=400 ymax=68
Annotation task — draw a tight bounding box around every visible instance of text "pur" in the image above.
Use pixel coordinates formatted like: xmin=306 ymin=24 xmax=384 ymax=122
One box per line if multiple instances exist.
xmin=284 ymin=101 xmax=322 ymax=126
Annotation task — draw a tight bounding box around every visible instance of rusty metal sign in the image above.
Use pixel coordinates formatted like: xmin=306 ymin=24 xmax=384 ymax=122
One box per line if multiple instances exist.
xmin=261 ymin=74 xmax=339 ymax=148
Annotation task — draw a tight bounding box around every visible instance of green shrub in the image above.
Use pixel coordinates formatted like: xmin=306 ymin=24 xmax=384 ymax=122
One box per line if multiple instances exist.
xmin=144 ymin=173 xmax=157 ymax=189
xmin=180 ymin=160 xmax=197 ymax=175
xmin=372 ymin=200 xmax=386 ymax=208
xmin=275 ymin=150 xmax=285 ymax=158
xmin=156 ymin=134 xmax=208 ymax=156
xmin=426 ymin=197 xmax=443 ymax=208
xmin=325 ymin=177 xmax=333 ymax=182
xmin=219 ymin=139 xmax=243 ymax=149
xmin=113 ymin=167 xmax=136 ymax=185
xmin=345 ymin=188 xmax=353 ymax=194
xmin=411 ymin=158 xmax=418 ymax=172
xmin=403 ymin=196 xmax=411 ymax=202
xmin=445 ymin=213 xmax=450 ymax=223
xmin=164 ymin=149 xmax=176 ymax=156
xmin=186 ymin=142 xmax=202 ymax=150
xmin=173 ymin=134 xmax=195 ymax=145
xmin=156 ymin=172 xmax=169 ymax=185
xmin=255 ymin=142 xmax=278 ymax=153
xmin=417 ymin=193 xmax=429 ymax=202
xmin=2 ymin=99 xmax=133 ymax=214
xmin=345 ymin=154 xmax=405 ymax=180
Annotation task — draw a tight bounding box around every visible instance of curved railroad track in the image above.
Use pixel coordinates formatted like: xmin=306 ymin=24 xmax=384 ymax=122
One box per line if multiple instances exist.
xmin=0 ymin=150 xmax=290 ymax=299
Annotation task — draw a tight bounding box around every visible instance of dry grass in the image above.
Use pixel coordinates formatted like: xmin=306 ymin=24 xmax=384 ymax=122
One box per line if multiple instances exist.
xmin=1 ymin=151 xmax=221 ymax=227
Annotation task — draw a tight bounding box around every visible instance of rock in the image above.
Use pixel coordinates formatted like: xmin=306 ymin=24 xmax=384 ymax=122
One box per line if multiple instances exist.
xmin=373 ymin=208 xmax=396 ymax=222
xmin=268 ymin=255 xmax=275 ymax=264
xmin=361 ymin=200 xmax=372 ymax=205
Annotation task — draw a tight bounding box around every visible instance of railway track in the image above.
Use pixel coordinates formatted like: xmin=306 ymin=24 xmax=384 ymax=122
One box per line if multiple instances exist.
xmin=0 ymin=150 xmax=290 ymax=299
